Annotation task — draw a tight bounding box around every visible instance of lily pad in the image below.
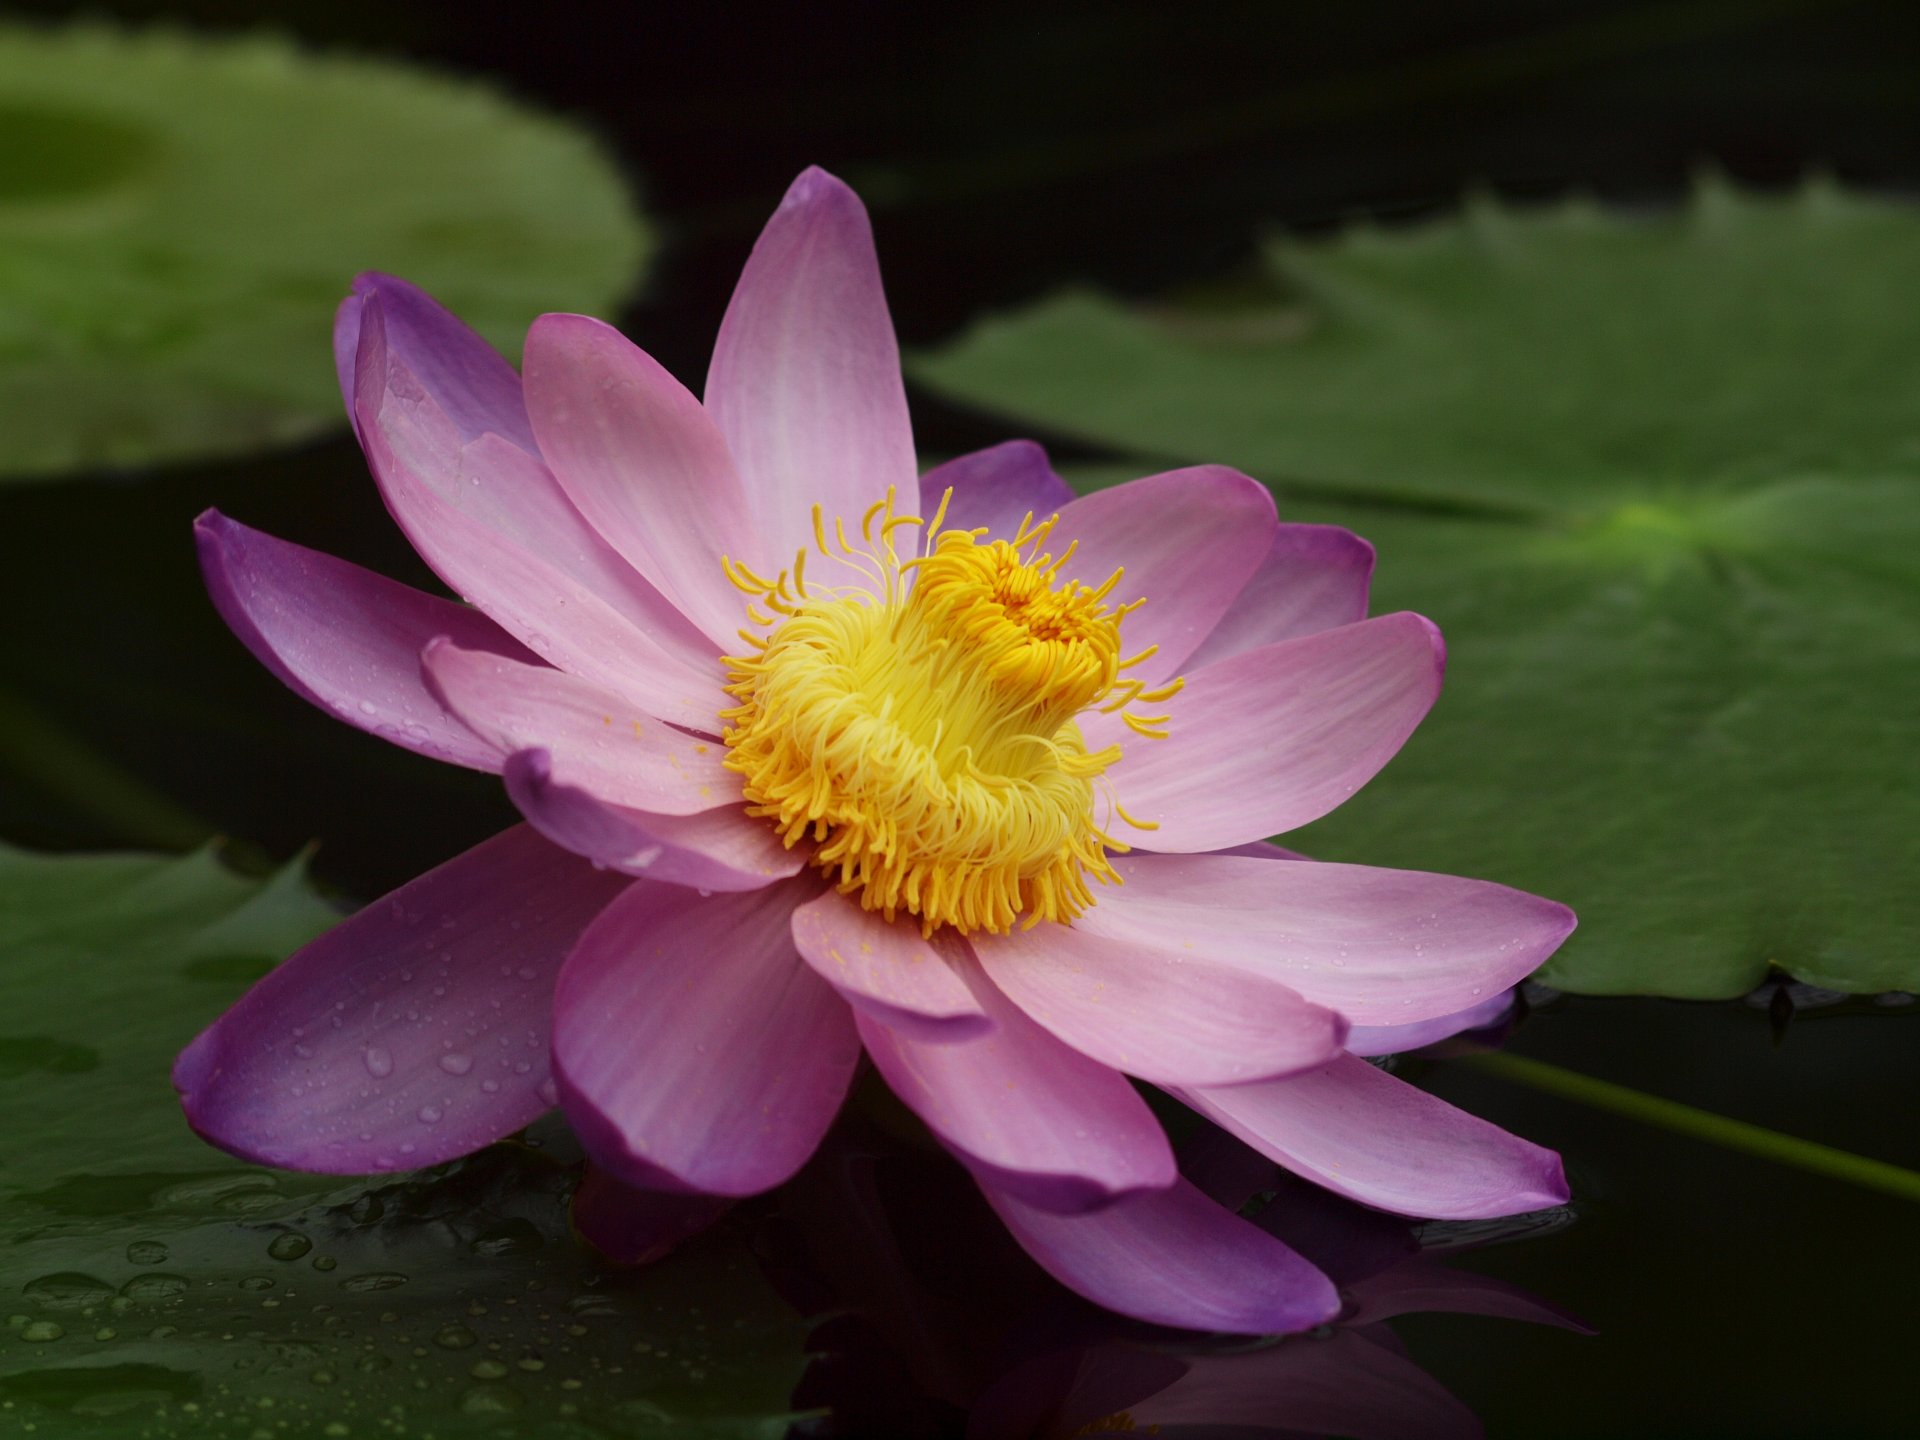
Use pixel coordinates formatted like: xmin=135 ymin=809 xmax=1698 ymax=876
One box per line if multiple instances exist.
xmin=0 ymin=844 xmax=808 ymax=1435
xmin=916 ymin=182 xmax=1920 ymax=998
xmin=0 ymin=22 xmax=651 ymax=480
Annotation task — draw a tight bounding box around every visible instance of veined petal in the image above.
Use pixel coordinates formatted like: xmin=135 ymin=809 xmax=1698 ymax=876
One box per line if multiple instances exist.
xmin=195 ymin=510 xmax=520 ymax=771
xmin=354 ymin=294 xmax=726 ymax=729
xmin=974 ymin=922 xmax=1347 ymax=1086
xmin=1186 ymin=522 xmax=1376 ymax=667
xmin=855 ymin=951 xmax=1175 ymax=1214
xmin=503 ymin=749 xmax=801 ymax=890
xmin=572 ymin=1165 xmax=732 ymax=1267
xmin=553 ymin=877 xmax=857 ymax=1196
xmin=173 ymin=826 xmax=627 ymax=1173
xmin=334 ymin=272 xmax=537 ymax=453
xmin=1180 ymin=1053 xmax=1570 ymax=1219
xmin=919 ymin=440 xmax=1074 ymax=540
xmin=1085 ymin=853 xmax=1575 ymax=1026
xmin=524 ymin=314 xmax=758 ymax=647
xmin=1050 ymin=466 xmax=1276 ymax=682
xmin=978 ymin=1174 xmax=1340 ymax=1336
xmin=423 ymin=639 xmax=736 ymax=816
xmin=1085 ymin=612 xmax=1445 ymax=852
xmin=706 ymin=167 xmax=916 ymax=560
xmin=790 ymin=889 xmax=992 ymax=1042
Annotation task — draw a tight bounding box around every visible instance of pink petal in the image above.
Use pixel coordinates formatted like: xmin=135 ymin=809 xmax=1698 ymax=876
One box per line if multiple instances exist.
xmin=1084 ymin=852 xmax=1576 ymax=1026
xmin=503 ymin=749 xmax=801 ymax=891
xmin=572 ymin=1165 xmax=732 ymax=1267
xmin=1180 ymin=1053 xmax=1569 ymax=1219
xmin=553 ymin=877 xmax=857 ymax=1196
xmin=1347 ymin=989 xmax=1517 ymax=1058
xmin=195 ymin=510 xmax=521 ymax=771
xmin=1185 ymin=522 xmax=1376 ymax=668
xmin=334 ymin=272 xmax=537 ymax=453
xmin=353 ymin=294 xmax=726 ymax=730
xmin=853 ymin=954 xmax=1175 ymax=1214
xmin=790 ymin=890 xmax=992 ymax=1042
xmin=706 ymin=167 xmax=917 ymax=559
xmin=978 ymin=1174 xmax=1340 ymax=1335
xmin=423 ymin=639 xmax=736 ymax=815
xmin=973 ymin=922 xmax=1347 ymax=1086
xmin=173 ymin=826 xmax=627 ymax=1173
xmin=1050 ymin=466 xmax=1276 ymax=682
xmin=524 ymin=314 xmax=759 ymax=647
xmin=919 ymin=440 xmax=1074 ymax=540
xmin=1084 ymin=612 xmax=1445 ymax=851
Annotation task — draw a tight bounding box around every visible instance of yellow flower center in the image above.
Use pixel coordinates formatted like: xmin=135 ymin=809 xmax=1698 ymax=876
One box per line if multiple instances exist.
xmin=719 ymin=488 xmax=1179 ymax=936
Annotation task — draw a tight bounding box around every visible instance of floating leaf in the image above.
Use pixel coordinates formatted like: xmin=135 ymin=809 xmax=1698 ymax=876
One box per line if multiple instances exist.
xmin=0 ymin=844 xmax=807 ymax=1434
xmin=917 ymin=183 xmax=1920 ymax=997
xmin=0 ymin=22 xmax=651 ymax=480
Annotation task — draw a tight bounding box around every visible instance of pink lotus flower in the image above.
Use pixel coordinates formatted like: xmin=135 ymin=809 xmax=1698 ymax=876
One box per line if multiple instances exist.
xmin=176 ymin=167 xmax=1575 ymax=1336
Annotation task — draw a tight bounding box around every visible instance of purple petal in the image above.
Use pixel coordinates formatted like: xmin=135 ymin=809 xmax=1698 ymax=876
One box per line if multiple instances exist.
xmin=503 ymin=748 xmax=801 ymax=891
xmin=1180 ymin=1054 xmax=1569 ymax=1219
xmin=1084 ymin=853 xmax=1576 ymax=1026
xmin=195 ymin=510 xmax=522 ymax=771
xmin=978 ymin=1174 xmax=1340 ymax=1336
xmin=1133 ymin=1329 xmax=1484 ymax=1439
xmin=1345 ymin=1255 xmax=1593 ymax=1332
xmin=1186 ymin=522 xmax=1376 ymax=668
xmin=855 ymin=952 xmax=1175 ymax=1214
xmin=173 ymin=826 xmax=627 ymax=1173
xmin=1347 ymin=989 xmax=1518 ymax=1058
xmin=789 ymin=889 xmax=992 ymax=1042
xmin=1050 ymin=466 xmax=1276 ymax=682
xmin=973 ymin=922 xmax=1347 ymax=1086
xmin=572 ymin=1165 xmax=732 ymax=1267
xmin=422 ymin=639 xmax=736 ymax=815
xmin=353 ymin=294 xmax=726 ymax=730
xmin=706 ymin=167 xmax=917 ymax=559
xmin=334 ymin=272 xmax=537 ymax=453
xmin=553 ymin=877 xmax=858 ymax=1196
xmin=919 ymin=440 xmax=1074 ymax=539
xmin=524 ymin=313 xmax=759 ymax=646
xmin=1085 ymin=612 xmax=1445 ymax=852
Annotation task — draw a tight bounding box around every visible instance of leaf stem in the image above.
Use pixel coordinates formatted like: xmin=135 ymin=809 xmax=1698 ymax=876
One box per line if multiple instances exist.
xmin=1462 ymin=1050 xmax=1920 ymax=1205
xmin=0 ymin=689 xmax=213 ymax=851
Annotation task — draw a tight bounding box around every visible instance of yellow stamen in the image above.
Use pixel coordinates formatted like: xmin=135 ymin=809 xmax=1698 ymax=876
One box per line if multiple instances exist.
xmin=720 ymin=488 xmax=1178 ymax=936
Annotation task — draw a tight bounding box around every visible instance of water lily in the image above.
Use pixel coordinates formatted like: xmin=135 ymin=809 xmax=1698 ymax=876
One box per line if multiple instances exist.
xmin=177 ymin=167 xmax=1575 ymax=1335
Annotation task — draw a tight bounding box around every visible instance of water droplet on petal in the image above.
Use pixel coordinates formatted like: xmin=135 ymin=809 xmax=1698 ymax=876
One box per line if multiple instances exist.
xmin=363 ymin=1045 xmax=394 ymax=1079
xmin=439 ymin=1052 xmax=473 ymax=1076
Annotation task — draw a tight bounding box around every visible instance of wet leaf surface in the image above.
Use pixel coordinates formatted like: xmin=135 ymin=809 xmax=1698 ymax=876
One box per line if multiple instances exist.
xmin=0 ymin=845 xmax=807 ymax=1436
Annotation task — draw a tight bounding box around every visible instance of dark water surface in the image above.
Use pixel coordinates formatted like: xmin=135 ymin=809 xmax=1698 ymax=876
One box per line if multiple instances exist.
xmin=5 ymin=3 xmax=1917 ymax=1435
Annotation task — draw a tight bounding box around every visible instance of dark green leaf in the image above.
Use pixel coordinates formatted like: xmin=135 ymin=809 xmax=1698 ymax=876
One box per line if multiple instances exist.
xmin=0 ymin=844 xmax=808 ymax=1435
xmin=919 ymin=183 xmax=1920 ymax=996
xmin=0 ymin=22 xmax=652 ymax=481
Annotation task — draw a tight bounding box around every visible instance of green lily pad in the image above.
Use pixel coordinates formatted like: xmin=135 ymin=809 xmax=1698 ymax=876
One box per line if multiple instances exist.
xmin=0 ymin=22 xmax=651 ymax=481
xmin=0 ymin=844 xmax=808 ymax=1434
xmin=917 ymin=182 xmax=1920 ymax=998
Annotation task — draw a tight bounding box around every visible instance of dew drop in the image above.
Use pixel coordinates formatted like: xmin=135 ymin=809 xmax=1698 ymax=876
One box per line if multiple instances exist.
xmin=125 ymin=1241 xmax=168 ymax=1266
xmin=357 ymin=700 xmax=378 ymax=716
xmin=23 ymin=1274 xmax=114 ymax=1312
xmin=363 ymin=1045 xmax=394 ymax=1079
xmin=267 ymin=1233 xmax=313 ymax=1262
xmin=435 ymin=1322 xmax=479 ymax=1350
xmin=469 ymin=1358 xmax=510 ymax=1380
xmin=536 ymin=1077 xmax=559 ymax=1106
xmin=418 ymin=1104 xmax=444 ymax=1124
xmin=339 ymin=1272 xmax=409 ymax=1293
xmin=439 ymin=1051 xmax=474 ymax=1076
xmin=21 ymin=1320 xmax=64 ymax=1342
